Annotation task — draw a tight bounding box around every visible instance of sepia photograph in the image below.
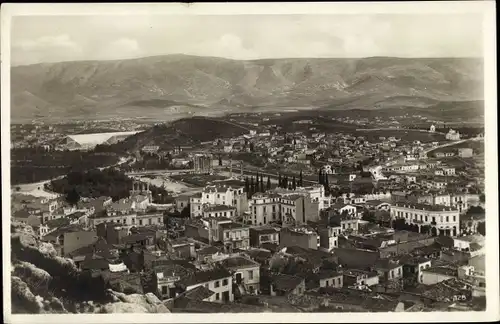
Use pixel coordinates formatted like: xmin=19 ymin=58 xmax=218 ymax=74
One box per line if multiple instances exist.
xmin=1 ymin=2 xmax=498 ymax=323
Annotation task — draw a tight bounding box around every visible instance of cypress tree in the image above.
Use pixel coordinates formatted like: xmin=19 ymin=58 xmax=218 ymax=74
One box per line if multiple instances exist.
xmin=244 ymin=177 xmax=250 ymax=198
xmin=250 ymin=177 xmax=255 ymax=196
xmin=267 ymin=176 xmax=271 ymax=190
xmin=260 ymin=174 xmax=265 ymax=193
xmin=278 ymin=174 xmax=282 ymax=188
xmin=299 ymin=170 xmax=303 ymax=187
xmin=292 ymin=176 xmax=297 ymax=190
xmin=318 ymin=169 xmax=323 ymax=185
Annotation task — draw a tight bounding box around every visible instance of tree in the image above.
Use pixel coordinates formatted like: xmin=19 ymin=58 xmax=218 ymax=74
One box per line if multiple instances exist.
xmin=65 ymin=188 xmax=80 ymax=206
xmin=318 ymin=169 xmax=323 ymax=185
xmin=299 ymin=170 xmax=303 ymax=187
xmin=283 ymin=175 xmax=288 ymax=189
xmin=323 ymin=173 xmax=330 ymax=194
xmin=218 ymin=156 xmax=223 ymax=166
xmin=244 ymin=177 xmax=250 ymax=197
xmin=250 ymin=177 xmax=255 ymax=196
xmin=266 ymin=176 xmax=271 ymax=190
xmin=278 ymin=174 xmax=282 ymax=188
xmin=260 ymin=174 xmax=265 ymax=193
xmin=292 ymin=176 xmax=297 ymax=190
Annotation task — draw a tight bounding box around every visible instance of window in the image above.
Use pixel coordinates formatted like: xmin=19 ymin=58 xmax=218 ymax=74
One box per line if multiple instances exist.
xmin=337 ymin=278 xmax=341 ymax=286
xmin=206 ymin=195 xmax=209 ymax=199
xmin=248 ymin=270 xmax=254 ymax=280
xmin=161 ymin=286 xmax=168 ymax=295
xmin=223 ymin=279 xmax=228 ymax=286
xmin=425 ymin=216 xmax=428 ymax=222
xmin=139 ymin=219 xmax=143 ymax=226
xmin=325 ymin=280 xmax=329 ymax=287
xmin=148 ymin=218 xmax=152 ymax=225
xmin=215 ymin=280 xmax=220 ymax=288
xmin=453 ymin=216 xmax=456 ymax=222
xmin=342 ymin=224 xmax=345 ymax=230
xmin=398 ymin=268 xmax=401 ymax=276
xmin=446 ymin=216 xmax=449 ymax=222
xmin=217 ymin=194 xmax=220 ymax=199
xmin=215 ymin=293 xmax=220 ymax=300
xmin=158 ymin=217 xmax=162 ymax=223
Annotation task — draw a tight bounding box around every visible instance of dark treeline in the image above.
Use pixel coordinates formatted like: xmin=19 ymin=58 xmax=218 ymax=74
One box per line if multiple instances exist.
xmin=11 ymin=147 xmax=119 ymax=185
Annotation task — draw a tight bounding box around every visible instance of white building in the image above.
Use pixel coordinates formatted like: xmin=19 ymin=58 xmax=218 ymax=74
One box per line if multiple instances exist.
xmin=445 ymin=129 xmax=461 ymax=141
xmin=390 ymin=202 xmax=460 ymax=236
xmin=190 ymin=184 xmax=247 ymax=217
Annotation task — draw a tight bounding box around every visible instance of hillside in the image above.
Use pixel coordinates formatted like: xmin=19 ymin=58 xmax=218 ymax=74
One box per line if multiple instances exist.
xmin=107 ymin=117 xmax=250 ymax=152
xmin=11 ymin=55 xmax=484 ymax=122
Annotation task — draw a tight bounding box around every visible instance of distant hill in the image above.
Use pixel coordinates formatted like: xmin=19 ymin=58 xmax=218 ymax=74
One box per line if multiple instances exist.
xmin=11 ymin=54 xmax=484 ymax=122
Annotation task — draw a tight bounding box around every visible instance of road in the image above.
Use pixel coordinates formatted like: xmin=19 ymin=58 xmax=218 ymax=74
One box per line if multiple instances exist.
xmin=380 ymin=137 xmax=482 ymax=170
xmin=356 ymin=127 xmax=447 ymax=135
xmin=13 ymin=156 xmax=131 ymax=197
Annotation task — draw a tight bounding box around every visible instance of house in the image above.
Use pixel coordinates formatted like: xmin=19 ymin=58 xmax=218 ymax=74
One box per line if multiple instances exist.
xmin=142 ymin=146 xmax=160 ymax=154
xmin=306 ymin=271 xmax=343 ymax=290
xmin=420 ymin=264 xmax=458 ymax=285
xmin=453 ymin=234 xmax=485 ymax=252
xmin=175 ymin=195 xmax=191 ymax=212
xmin=317 ymin=226 xmax=340 ymax=252
xmin=219 ymin=256 xmax=260 ymax=294
xmin=249 ymin=227 xmax=280 ymax=248
xmin=268 ymin=274 xmax=305 ymax=296
xmin=155 ymin=262 xmax=196 ymax=299
xmin=374 ymin=258 xmax=403 ymax=282
xmin=279 ymin=227 xmax=319 ymax=250
xmin=458 ymin=148 xmax=473 ymax=158
xmin=165 ymin=237 xmax=196 ymax=259
xmin=398 ymin=256 xmax=432 ymax=285
xmin=218 ymin=222 xmax=250 ymax=250
xmin=343 ymin=269 xmax=380 ymax=287
xmin=203 ymin=205 xmax=237 ymax=219
xmin=177 ymin=267 xmax=234 ymax=303
xmin=62 ymin=230 xmax=99 ymax=256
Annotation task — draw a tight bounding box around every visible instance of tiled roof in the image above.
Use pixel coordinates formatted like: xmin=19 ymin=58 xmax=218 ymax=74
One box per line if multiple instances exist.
xmin=181 ymin=286 xmax=214 ymax=301
xmin=270 ymin=273 xmax=304 ymax=292
xmin=179 ymin=268 xmax=232 ymax=287
xmin=220 ymin=256 xmax=259 ymax=269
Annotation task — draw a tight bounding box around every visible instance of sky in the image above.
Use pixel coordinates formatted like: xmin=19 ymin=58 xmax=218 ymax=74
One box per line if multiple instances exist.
xmin=11 ymin=14 xmax=484 ymax=66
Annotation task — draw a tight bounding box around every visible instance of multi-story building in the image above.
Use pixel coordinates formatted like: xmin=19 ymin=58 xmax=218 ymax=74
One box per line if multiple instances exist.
xmin=318 ymin=226 xmax=340 ymax=252
xmin=248 ymin=189 xmax=321 ymax=226
xmin=248 ymin=193 xmax=281 ymax=226
xmin=220 ymin=256 xmax=260 ymax=294
xmin=191 ymin=184 xmax=248 ymax=217
xmin=177 ymin=268 xmax=234 ymax=303
xmin=219 ymin=222 xmax=250 ymax=250
xmin=249 ymin=226 xmax=280 ymax=248
xmin=390 ymin=202 xmax=460 ymax=236
xmin=202 ymin=205 xmax=237 ymax=219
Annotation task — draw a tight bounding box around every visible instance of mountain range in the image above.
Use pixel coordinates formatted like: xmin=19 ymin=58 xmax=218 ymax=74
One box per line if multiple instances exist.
xmin=10 ymin=54 xmax=484 ymax=122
